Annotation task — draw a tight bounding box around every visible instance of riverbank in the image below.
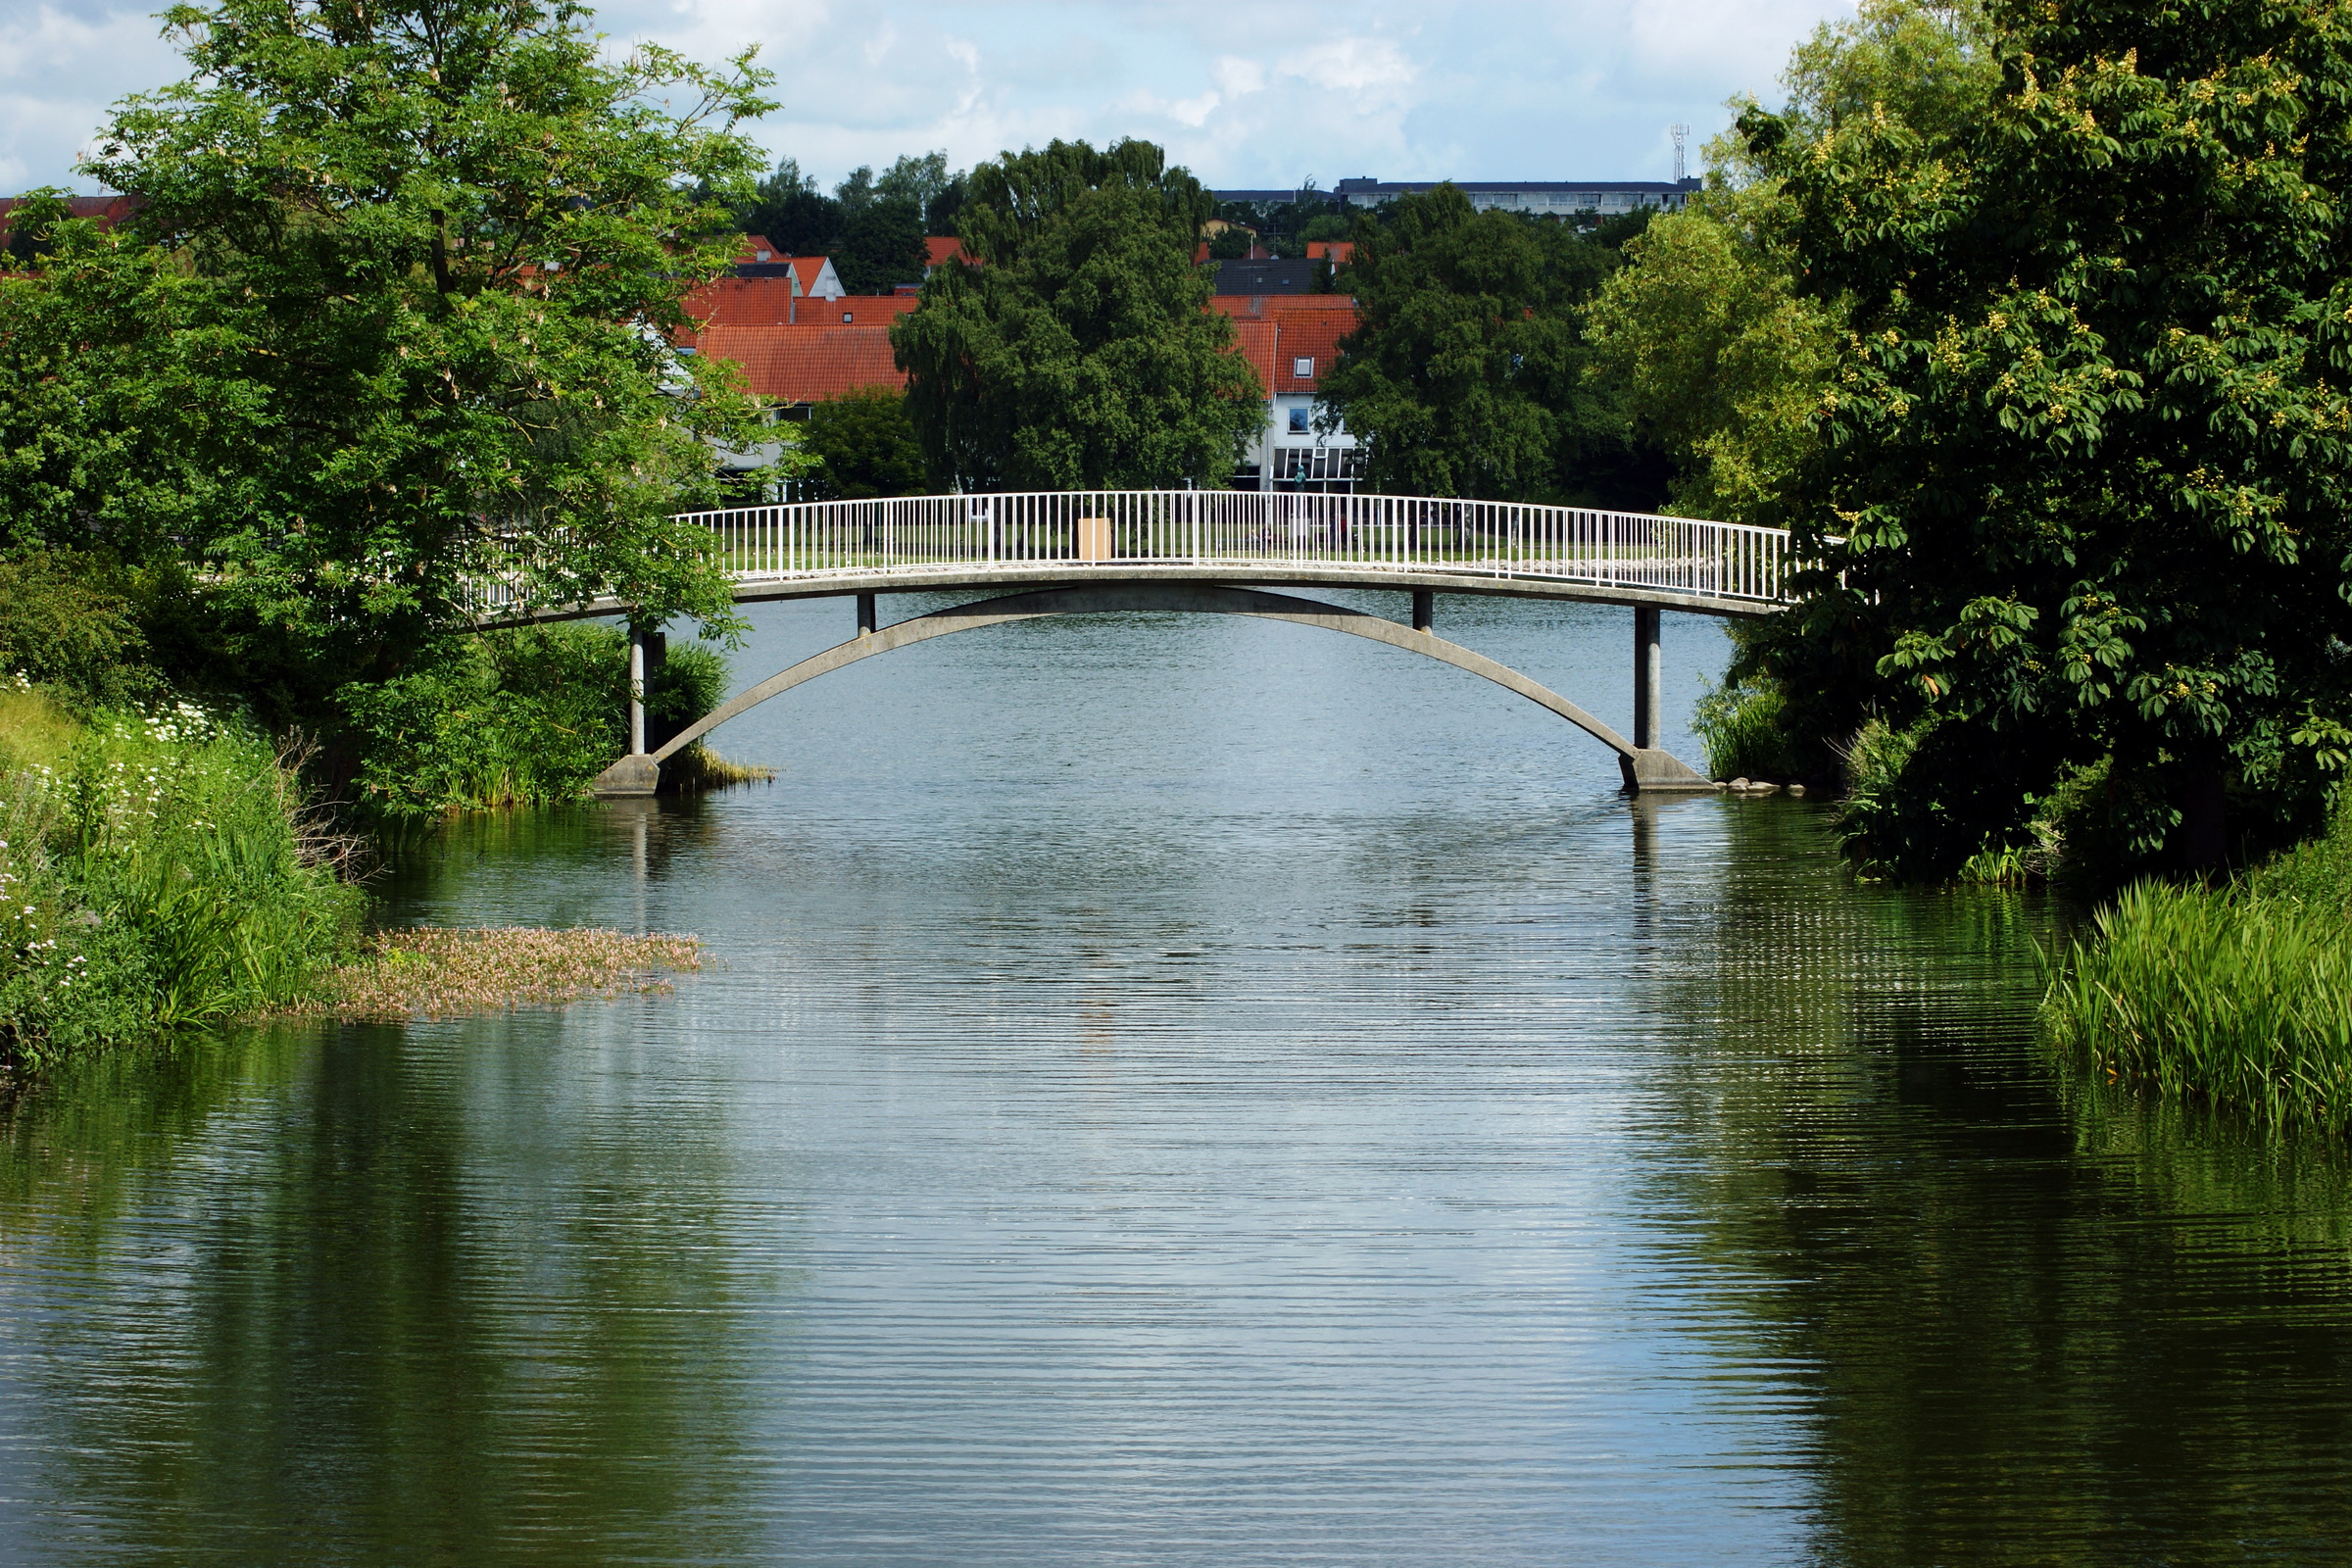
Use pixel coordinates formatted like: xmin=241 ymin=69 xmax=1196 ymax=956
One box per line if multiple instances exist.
xmin=1 ymin=682 xmax=712 ymax=1071
xmin=0 ymin=683 xmax=364 ymax=1069
xmin=2043 ymin=804 xmax=2352 ymax=1132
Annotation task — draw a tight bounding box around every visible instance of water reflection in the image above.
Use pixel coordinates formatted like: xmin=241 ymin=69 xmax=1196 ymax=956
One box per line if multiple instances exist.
xmin=1 ymin=1019 xmax=770 ymax=1564
xmin=1639 ymin=808 xmax=2352 ymax=1565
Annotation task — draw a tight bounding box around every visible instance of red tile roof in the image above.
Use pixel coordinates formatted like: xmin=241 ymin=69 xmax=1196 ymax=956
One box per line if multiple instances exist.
xmin=925 ymin=236 xmax=965 ymax=269
xmin=737 ymin=233 xmax=779 ymax=264
xmin=0 ymin=194 xmax=139 ymax=241
xmin=1210 ymin=294 xmax=1360 ymax=392
xmin=1306 ymin=240 xmax=1355 ymax=265
xmin=682 ymin=275 xmax=802 ymax=331
xmin=795 ymin=295 xmax=918 ymax=326
xmin=696 ymin=324 xmax=906 ymax=403
xmin=785 ymin=256 xmax=835 ymax=296
xmin=1227 ymin=318 xmax=1279 ymax=392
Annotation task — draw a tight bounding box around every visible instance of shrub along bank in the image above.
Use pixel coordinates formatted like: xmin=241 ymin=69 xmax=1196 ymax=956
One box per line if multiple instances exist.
xmin=339 ymin=622 xmax=764 ymax=818
xmin=2043 ymin=803 xmax=2352 ymax=1135
xmin=0 ymin=682 xmax=363 ymax=1069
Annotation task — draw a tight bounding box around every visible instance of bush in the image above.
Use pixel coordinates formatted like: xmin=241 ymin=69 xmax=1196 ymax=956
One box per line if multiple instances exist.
xmin=803 ymin=386 xmax=929 ymax=501
xmin=339 ymin=624 xmax=745 ymax=815
xmin=0 ymin=692 xmax=363 ymax=1069
xmin=1691 ymin=676 xmax=1798 ymax=780
xmin=0 ymin=550 xmax=154 ymax=709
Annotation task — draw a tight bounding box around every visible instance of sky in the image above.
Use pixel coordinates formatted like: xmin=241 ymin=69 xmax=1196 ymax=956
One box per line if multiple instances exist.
xmin=0 ymin=0 xmax=1855 ymax=198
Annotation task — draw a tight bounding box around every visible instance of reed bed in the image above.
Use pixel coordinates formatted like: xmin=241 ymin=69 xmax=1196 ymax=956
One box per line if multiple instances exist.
xmin=2043 ymin=880 xmax=2352 ymax=1134
xmin=313 ymin=926 xmax=703 ymax=1020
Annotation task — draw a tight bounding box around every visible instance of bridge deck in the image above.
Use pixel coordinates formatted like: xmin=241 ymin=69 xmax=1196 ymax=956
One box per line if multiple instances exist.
xmin=477 ymin=492 xmax=1795 ymax=624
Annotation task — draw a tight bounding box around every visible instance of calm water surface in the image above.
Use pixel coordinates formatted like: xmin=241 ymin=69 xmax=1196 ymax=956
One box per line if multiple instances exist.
xmin=6 ymin=594 xmax=2352 ymax=1565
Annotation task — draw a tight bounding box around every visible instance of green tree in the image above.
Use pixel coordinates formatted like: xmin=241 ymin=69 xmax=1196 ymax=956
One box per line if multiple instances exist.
xmin=1585 ymin=204 xmax=1838 ymax=526
xmin=1205 ymin=224 xmax=1252 ymax=261
xmin=876 ymin=152 xmax=955 ymax=219
xmin=892 ymin=138 xmax=1263 ymax=491
xmin=831 ymin=177 xmax=925 ymax=294
xmin=1586 ymin=0 xmax=1996 ymax=527
xmin=1317 ymin=185 xmax=1635 ymax=502
xmin=803 ymin=386 xmax=928 ymax=500
xmin=7 ymin=0 xmax=775 ymax=723
xmin=743 ymin=156 xmax=840 ymax=254
xmin=1754 ymin=0 xmax=2352 ymax=876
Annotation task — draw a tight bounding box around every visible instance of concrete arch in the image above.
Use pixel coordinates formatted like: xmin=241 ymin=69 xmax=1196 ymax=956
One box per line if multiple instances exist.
xmin=595 ymin=582 xmax=1709 ymax=794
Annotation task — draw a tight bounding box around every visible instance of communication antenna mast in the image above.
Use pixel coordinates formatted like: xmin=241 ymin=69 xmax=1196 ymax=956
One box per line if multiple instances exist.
xmin=1671 ymin=123 xmax=1690 ymax=182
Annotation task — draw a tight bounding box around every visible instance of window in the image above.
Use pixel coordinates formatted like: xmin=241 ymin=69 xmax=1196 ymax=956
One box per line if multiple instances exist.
xmin=1288 ymin=407 xmax=1310 ymax=434
xmin=1293 ymin=356 xmax=1313 ymax=378
xmin=841 ymin=311 xmax=854 ymax=322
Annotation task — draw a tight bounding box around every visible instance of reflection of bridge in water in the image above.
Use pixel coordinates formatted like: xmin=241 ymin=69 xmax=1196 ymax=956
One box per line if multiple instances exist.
xmin=496 ymin=491 xmax=1796 ymax=795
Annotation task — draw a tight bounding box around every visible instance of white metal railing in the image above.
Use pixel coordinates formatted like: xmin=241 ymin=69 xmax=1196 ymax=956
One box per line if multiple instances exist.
xmin=465 ymin=491 xmax=1795 ymax=616
xmin=684 ymin=490 xmax=1791 ymax=602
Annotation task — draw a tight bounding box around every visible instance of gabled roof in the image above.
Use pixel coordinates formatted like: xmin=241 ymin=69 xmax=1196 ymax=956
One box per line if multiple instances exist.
xmin=924 ymin=236 xmax=965 ymax=270
xmin=1305 ymin=240 xmax=1354 ymax=265
xmin=1211 ymin=294 xmax=1359 ymax=393
xmin=737 ymin=234 xmax=779 ymax=264
xmin=696 ymin=324 xmax=906 ymax=403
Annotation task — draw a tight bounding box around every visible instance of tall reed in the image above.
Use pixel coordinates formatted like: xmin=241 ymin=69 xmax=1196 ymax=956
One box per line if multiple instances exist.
xmin=2042 ymin=880 xmax=2352 ymax=1134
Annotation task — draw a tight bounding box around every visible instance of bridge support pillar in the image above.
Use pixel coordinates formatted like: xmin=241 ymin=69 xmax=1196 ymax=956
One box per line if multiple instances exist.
xmin=1620 ymin=604 xmax=1712 ymax=792
xmin=1633 ymin=605 xmax=1662 ymax=751
xmin=592 ymin=622 xmax=663 ymax=798
xmin=1411 ymin=590 xmax=1433 ymax=634
xmin=628 ymin=626 xmax=648 ymax=756
xmin=858 ymin=593 xmax=877 ymax=637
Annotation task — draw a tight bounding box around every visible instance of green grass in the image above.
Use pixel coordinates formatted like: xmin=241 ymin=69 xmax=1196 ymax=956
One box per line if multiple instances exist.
xmin=1 ymin=695 xmax=364 ymax=1069
xmin=2042 ymin=802 xmax=2352 ymax=1133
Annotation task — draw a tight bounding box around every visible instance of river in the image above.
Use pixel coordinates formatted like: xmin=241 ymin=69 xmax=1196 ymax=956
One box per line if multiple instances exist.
xmin=5 ymin=593 xmax=2352 ymax=1565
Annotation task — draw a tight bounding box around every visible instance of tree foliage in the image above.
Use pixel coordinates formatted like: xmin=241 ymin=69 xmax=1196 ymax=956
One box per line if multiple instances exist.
xmin=893 ymin=138 xmax=1263 ymax=491
xmin=741 ymin=151 xmax=953 ymax=292
xmin=1 ymin=0 xmax=776 ymax=723
xmin=1317 ymin=186 xmax=1650 ymax=504
xmin=1753 ymin=0 xmax=2352 ymax=877
xmin=1587 ymin=0 xmax=1997 ymax=527
xmin=803 ymin=387 xmax=928 ymax=500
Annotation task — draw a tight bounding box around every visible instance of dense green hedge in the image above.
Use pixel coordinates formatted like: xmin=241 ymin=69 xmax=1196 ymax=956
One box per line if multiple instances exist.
xmin=339 ymin=624 xmax=732 ymax=816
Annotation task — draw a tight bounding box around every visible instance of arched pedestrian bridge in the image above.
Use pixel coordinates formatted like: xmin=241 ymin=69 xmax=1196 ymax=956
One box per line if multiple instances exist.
xmin=480 ymin=491 xmax=1797 ymax=795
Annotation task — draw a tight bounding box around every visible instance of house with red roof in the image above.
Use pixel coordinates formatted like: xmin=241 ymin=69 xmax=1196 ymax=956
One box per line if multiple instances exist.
xmin=1214 ymin=294 xmax=1361 ymax=491
xmin=682 ymin=253 xmax=1368 ymax=494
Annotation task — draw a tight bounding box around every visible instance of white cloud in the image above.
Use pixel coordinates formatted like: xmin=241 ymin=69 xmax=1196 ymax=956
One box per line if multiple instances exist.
xmin=1211 ymin=56 xmax=1266 ymax=99
xmin=0 ymin=2 xmax=184 ymax=191
xmin=1276 ymin=35 xmax=1416 ymax=101
xmin=0 ymin=0 xmax=1858 ymax=196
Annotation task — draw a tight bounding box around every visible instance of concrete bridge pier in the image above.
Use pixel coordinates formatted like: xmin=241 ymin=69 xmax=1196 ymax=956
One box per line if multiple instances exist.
xmin=1620 ymin=604 xmax=1711 ymax=793
xmin=1634 ymin=605 xmax=1662 ymax=751
xmin=597 ymin=623 xmax=664 ymax=796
